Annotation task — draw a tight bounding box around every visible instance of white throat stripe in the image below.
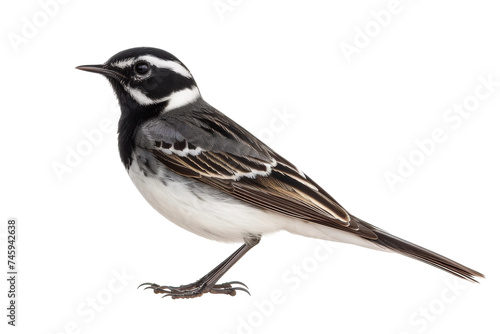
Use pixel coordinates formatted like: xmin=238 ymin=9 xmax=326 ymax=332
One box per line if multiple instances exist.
xmin=125 ymin=85 xmax=200 ymax=107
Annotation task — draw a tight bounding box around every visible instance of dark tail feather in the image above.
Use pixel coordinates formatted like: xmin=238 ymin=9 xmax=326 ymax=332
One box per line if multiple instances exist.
xmin=371 ymin=229 xmax=484 ymax=282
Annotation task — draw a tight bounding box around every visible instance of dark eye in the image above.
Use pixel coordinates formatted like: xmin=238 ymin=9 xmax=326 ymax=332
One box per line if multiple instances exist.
xmin=134 ymin=61 xmax=150 ymax=75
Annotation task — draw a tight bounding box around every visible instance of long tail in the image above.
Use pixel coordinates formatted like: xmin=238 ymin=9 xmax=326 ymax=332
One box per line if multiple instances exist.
xmin=369 ymin=227 xmax=484 ymax=282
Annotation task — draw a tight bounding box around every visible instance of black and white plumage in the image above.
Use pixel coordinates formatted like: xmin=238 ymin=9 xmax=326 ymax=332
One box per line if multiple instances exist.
xmin=77 ymin=47 xmax=483 ymax=299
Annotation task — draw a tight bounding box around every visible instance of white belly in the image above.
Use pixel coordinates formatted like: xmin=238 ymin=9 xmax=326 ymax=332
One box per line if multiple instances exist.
xmin=128 ymin=158 xmax=289 ymax=242
xmin=128 ymin=158 xmax=381 ymax=250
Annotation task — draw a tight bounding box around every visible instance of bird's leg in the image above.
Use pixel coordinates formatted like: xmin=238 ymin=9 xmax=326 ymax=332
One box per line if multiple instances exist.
xmin=139 ymin=235 xmax=260 ymax=299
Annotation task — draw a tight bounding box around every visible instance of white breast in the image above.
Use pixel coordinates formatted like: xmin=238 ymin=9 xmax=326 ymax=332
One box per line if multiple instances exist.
xmin=127 ymin=158 xmax=289 ymax=243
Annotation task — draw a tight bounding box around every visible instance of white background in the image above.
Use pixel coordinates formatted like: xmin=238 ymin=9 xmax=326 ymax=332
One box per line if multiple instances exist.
xmin=1 ymin=0 xmax=499 ymax=333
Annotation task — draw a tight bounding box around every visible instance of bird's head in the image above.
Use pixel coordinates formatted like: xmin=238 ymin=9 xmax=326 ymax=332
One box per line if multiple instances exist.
xmin=76 ymin=47 xmax=201 ymax=113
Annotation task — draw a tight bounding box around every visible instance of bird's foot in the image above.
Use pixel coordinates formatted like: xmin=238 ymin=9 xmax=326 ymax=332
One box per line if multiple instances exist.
xmin=138 ymin=280 xmax=250 ymax=299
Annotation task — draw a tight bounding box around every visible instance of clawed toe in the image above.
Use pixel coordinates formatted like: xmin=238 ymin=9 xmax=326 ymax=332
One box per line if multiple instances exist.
xmin=138 ymin=282 xmax=171 ymax=294
xmin=210 ymin=285 xmax=251 ymax=296
xmin=220 ymin=281 xmax=248 ymax=289
xmin=138 ymin=280 xmax=250 ymax=299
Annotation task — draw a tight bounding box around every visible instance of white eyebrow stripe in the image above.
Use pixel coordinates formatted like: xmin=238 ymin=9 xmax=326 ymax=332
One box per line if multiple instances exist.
xmin=138 ymin=55 xmax=192 ymax=78
xmin=112 ymin=58 xmax=134 ymax=68
xmin=111 ymin=55 xmax=191 ymax=79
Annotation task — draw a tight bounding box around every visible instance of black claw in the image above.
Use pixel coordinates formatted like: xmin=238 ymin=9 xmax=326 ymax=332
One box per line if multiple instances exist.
xmin=224 ymin=281 xmax=248 ymax=288
xmin=232 ymin=286 xmax=251 ymax=296
xmin=143 ymin=285 xmax=159 ymax=290
xmin=137 ymin=282 xmax=156 ymax=289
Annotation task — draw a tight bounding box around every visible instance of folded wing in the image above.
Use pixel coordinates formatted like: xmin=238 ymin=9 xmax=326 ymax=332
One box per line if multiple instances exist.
xmin=136 ymin=103 xmax=378 ymax=240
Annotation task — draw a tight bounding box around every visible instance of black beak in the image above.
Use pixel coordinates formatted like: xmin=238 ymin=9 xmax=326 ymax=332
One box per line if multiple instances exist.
xmin=76 ymin=64 xmax=126 ymax=81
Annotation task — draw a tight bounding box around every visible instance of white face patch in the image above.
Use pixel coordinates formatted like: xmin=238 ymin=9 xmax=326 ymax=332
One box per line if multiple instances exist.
xmin=163 ymin=86 xmax=201 ymax=111
xmin=112 ymin=54 xmax=199 ymax=108
xmin=125 ymin=85 xmax=201 ymax=107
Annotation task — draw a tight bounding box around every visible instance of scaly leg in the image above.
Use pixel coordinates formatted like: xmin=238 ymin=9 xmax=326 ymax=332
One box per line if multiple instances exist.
xmin=139 ymin=236 xmax=260 ymax=299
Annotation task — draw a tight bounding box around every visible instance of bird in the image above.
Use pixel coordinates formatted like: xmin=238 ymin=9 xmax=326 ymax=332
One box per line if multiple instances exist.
xmin=76 ymin=47 xmax=484 ymax=299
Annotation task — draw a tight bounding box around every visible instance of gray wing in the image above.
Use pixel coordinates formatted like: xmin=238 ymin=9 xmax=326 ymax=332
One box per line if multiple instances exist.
xmin=135 ymin=101 xmax=377 ymax=239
